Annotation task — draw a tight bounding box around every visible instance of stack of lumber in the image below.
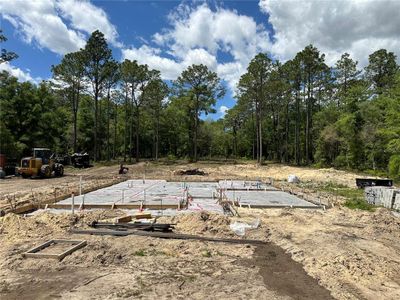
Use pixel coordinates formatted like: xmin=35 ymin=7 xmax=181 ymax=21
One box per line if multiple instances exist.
xmin=365 ymin=186 xmax=400 ymax=209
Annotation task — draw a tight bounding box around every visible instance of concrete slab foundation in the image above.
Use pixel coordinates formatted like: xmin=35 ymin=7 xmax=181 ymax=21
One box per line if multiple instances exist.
xmin=218 ymin=180 xmax=276 ymax=190
xmin=225 ymin=190 xmax=317 ymax=208
xmin=51 ymin=180 xmax=318 ymax=214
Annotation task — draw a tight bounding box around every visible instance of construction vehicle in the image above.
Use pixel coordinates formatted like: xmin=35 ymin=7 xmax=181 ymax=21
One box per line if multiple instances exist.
xmin=71 ymin=152 xmax=91 ymax=168
xmin=18 ymin=148 xmax=64 ymax=178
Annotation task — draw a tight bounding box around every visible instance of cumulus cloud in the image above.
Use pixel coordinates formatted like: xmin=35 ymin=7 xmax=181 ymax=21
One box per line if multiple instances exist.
xmin=0 ymin=0 xmax=120 ymax=55
xmin=123 ymin=3 xmax=271 ymax=92
xmin=56 ymin=0 xmax=121 ymax=47
xmin=159 ymin=3 xmax=271 ymax=68
xmin=219 ymin=105 xmax=229 ymax=117
xmin=122 ymin=46 xmax=181 ymax=80
xmin=0 ymin=62 xmax=41 ymax=83
xmin=0 ymin=0 xmax=85 ymax=54
xmin=259 ymin=0 xmax=400 ymax=66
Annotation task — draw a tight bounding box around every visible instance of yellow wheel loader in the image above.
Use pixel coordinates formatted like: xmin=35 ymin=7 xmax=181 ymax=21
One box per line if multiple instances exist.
xmin=18 ymin=148 xmax=64 ymax=178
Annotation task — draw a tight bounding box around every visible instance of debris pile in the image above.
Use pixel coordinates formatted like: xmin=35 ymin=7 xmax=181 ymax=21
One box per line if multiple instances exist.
xmin=174 ymin=168 xmax=206 ymax=176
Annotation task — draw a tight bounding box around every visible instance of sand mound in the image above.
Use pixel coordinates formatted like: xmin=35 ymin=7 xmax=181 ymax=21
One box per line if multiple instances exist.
xmin=158 ymin=212 xmax=232 ymax=237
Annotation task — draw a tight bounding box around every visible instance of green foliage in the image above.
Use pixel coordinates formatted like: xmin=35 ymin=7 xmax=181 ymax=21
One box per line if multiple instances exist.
xmin=1 ymin=29 xmax=399 ymax=178
xmin=0 ymin=73 xmax=68 ymax=156
xmin=134 ymin=250 xmax=146 ymax=256
xmin=0 ymin=121 xmax=17 ymax=157
xmin=344 ymin=198 xmax=375 ymax=211
xmin=302 ymin=181 xmax=374 ymax=211
xmin=82 ymin=30 xmax=113 ymax=161
xmin=202 ymin=249 xmax=212 ymax=257
xmin=52 ymin=50 xmax=86 ymax=152
xmin=389 ymin=155 xmax=400 ymax=179
xmin=0 ymin=30 xmax=18 ymax=64
xmin=173 ymin=64 xmax=225 ymax=161
xmin=365 ymin=49 xmax=398 ymax=93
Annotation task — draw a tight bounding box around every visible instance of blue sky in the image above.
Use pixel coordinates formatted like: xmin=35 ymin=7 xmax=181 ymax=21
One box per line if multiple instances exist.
xmin=1 ymin=0 xmax=400 ymax=119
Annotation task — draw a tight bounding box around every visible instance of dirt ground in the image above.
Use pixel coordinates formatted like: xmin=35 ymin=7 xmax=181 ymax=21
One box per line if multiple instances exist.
xmin=0 ymin=161 xmax=368 ymax=211
xmin=0 ymin=211 xmax=333 ymax=300
xmin=0 ymin=162 xmax=399 ymax=299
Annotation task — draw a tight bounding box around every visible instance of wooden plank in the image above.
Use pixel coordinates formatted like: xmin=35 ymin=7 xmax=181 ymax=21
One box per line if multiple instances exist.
xmin=23 ymin=239 xmax=87 ymax=260
xmin=57 ymin=240 xmax=87 ymax=260
xmin=70 ymin=229 xmax=265 ymax=245
xmin=134 ymin=213 xmax=152 ymax=219
xmin=24 ymin=253 xmax=61 ymax=259
xmin=115 ymin=215 xmax=132 ymax=223
xmin=24 ymin=240 xmax=54 ymax=254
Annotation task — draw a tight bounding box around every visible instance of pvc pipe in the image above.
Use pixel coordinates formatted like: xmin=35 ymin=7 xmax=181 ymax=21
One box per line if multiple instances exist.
xmin=79 ymin=176 xmax=82 ymax=195
xmin=71 ymin=193 xmax=75 ymax=215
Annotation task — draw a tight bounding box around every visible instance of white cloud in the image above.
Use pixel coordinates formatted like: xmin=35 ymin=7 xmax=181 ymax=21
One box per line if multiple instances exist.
xmin=158 ymin=4 xmax=271 ymax=64
xmin=123 ymin=3 xmax=271 ymax=91
xmin=259 ymin=0 xmax=400 ymax=66
xmin=0 ymin=0 xmax=120 ymax=55
xmin=122 ymin=46 xmax=218 ymax=80
xmin=122 ymin=46 xmax=181 ymax=80
xmin=217 ymin=62 xmax=246 ymax=93
xmin=0 ymin=0 xmax=85 ymax=54
xmin=56 ymin=0 xmax=121 ymax=47
xmin=0 ymin=62 xmax=41 ymax=83
xmin=219 ymin=105 xmax=229 ymax=117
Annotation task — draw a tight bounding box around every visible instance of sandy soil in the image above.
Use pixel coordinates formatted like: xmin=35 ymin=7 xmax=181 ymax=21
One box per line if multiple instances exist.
xmin=0 ymin=211 xmax=332 ymax=300
xmin=238 ymin=207 xmax=400 ymax=300
xmin=0 ymin=161 xmax=369 ymax=212
xmin=0 ymin=162 xmax=398 ymax=299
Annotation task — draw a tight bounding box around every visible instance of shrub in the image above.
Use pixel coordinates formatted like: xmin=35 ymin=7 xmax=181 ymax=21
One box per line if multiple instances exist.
xmin=344 ymin=198 xmax=375 ymax=211
xmin=388 ymin=155 xmax=400 ymax=179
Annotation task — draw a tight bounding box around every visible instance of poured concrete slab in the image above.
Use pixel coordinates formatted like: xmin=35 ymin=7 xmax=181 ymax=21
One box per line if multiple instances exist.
xmin=59 ymin=180 xmax=222 ymax=212
xmin=225 ymin=190 xmax=317 ymax=208
xmin=57 ymin=180 xmax=315 ymax=213
xmin=218 ymin=180 xmax=276 ymax=190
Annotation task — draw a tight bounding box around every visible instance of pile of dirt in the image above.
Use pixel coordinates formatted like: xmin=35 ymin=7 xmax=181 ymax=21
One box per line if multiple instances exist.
xmin=0 ymin=212 xmax=71 ymax=243
xmin=165 ymin=212 xmax=232 ymax=237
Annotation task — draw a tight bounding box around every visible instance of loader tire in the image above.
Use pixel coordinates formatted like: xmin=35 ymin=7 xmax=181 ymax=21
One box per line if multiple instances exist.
xmin=55 ymin=165 xmax=64 ymax=177
xmin=41 ymin=165 xmax=51 ymax=178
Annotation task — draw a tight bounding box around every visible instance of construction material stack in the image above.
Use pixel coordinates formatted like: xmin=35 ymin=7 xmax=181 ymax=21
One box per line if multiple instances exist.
xmin=365 ymin=186 xmax=400 ymax=210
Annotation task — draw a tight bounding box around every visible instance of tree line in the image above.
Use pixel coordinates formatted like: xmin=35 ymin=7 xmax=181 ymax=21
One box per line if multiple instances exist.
xmin=0 ymin=30 xmax=399 ymax=178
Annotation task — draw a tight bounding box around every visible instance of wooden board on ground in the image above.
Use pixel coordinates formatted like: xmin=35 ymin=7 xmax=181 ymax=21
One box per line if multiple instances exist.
xmin=115 ymin=215 xmax=132 ymax=223
xmin=23 ymin=239 xmax=87 ymax=261
xmin=134 ymin=212 xmax=152 ymax=219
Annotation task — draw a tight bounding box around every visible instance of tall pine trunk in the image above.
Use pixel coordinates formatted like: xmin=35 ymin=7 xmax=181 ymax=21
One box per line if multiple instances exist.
xmin=255 ymin=108 xmax=259 ymax=163
xmin=107 ymin=88 xmax=111 ymax=161
xmin=135 ymin=108 xmax=140 ymax=163
xmin=285 ymin=98 xmax=289 ymax=163
xmin=114 ymin=102 xmax=117 ymax=160
xmin=193 ymin=95 xmax=199 ymax=162
xmin=295 ymin=90 xmax=300 ymax=165
xmin=155 ymin=113 xmax=159 ymax=161
xmin=124 ymin=87 xmax=128 ymax=162
xmin=94 ymin=87 xmax=98 ymax=161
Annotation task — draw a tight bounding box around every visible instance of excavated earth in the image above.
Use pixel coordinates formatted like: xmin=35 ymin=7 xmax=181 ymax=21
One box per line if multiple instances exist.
xmin=0 ymin=162 xmax=399 ymax=299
